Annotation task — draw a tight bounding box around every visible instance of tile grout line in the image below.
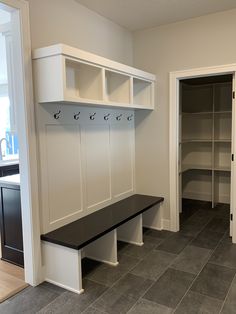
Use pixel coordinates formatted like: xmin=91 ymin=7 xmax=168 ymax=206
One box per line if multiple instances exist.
xmin=126 ymin=208 xmax=222 ymax=313
xmin=219 ymin=273 xmax=236 ymax=313
xmin=84 ymin=236 xmax=175 ymax=313
xmin=35 ymin=287 xmax=69 ymax=314
xmin=126 ymin=254 xmax=180 ymax=313
xmin=124 ymin=234 xmax=180 ymax=313
xmin=173 ymin=224 xmax=230 ymax=313
xmin=81 ymin=251 xmax=147 ymax=313
xmin=126 ymin=230 xmax=195 ymax=313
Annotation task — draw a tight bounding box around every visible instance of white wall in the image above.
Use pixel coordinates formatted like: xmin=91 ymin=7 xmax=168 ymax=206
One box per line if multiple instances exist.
xmin=27 ymin=0 xmax=133 ymax=65
xmin=133 ymin=9 xmax=236 ymax=221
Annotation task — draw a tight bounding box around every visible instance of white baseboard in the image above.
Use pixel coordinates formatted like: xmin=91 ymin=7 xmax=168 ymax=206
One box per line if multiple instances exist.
xmin=85 ymin=255 xmax=119 ymax=266
xmin=143 ymin=224 xmax=162 ymax=231
xmin=117 ymin=238 xmax=144 ymax=246
xmin=183 ymin=191 xmax=211 ymax=202
xmin=45 ymin=278 xmax=84 ymax=294
xmin=162 ymin=219 xmax=171 ymax=231
xmin=143 ymin=219 xmax=171 ymax=232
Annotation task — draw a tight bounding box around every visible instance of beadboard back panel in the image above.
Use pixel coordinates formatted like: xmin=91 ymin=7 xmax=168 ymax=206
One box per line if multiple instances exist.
xmin=37 ymin=104 xmax=135 ymax=233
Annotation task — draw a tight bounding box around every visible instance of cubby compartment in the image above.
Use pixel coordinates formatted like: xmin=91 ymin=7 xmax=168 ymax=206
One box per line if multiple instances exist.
xmin=105 ymin=70 xmax=131 ymax=104
xmin=65 ymin=59 xmax=103 ymax=101
xmin=133 ymin=78 xmax=153 ymax=108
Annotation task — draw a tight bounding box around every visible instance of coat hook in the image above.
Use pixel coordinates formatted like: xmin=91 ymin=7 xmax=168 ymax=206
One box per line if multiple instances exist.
xmin=74 ymin=112 xmax=80 ymax=120
xmin=127 ymin=114 xmax=133 ymax=121
xmin=90 ymin=112 xmax=96 ymax=120
xmin=54 ymin=110 xmax=61 ymax=120
xmin=104 ymin=113 xmax=110 ymax=121
xmin=116 ymin=114 xmax=123 ymax=121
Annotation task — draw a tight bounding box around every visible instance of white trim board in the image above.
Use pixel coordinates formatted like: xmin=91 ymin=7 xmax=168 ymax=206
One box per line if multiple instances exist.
xmin=0 ymin=0 xmax=42 ymax=285
xmin=169 ymin=63 xmax=236 ymax=243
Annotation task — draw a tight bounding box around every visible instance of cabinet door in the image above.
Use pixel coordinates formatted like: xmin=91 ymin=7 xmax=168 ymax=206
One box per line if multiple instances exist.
xmin=0 ymin=186 xmax=24 ymax=267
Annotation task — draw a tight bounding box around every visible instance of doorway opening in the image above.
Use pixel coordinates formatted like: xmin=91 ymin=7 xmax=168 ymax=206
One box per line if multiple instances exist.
xmin=169 ymin=65 xmax=236 ymax=243
xmin=179 ymin=74 xmax=233 ymax=239
xmin=0 ymin=0 xmax=43 ymax=300
xmin=0 ymin=3 xmax=27 ymax=302
xmin=0 ymin=3 xmax=27 ymax=301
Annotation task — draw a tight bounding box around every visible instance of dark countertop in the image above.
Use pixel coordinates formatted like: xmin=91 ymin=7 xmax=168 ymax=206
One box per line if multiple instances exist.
xmin=41 ymin=194 xmax=164 ymax=250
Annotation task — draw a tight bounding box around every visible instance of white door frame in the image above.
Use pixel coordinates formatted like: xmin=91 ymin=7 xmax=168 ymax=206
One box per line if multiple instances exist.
xmin=169 ymin=64 xmax=236 ymax=243
xmin=0 ymin=0 xmax=42 ymax=285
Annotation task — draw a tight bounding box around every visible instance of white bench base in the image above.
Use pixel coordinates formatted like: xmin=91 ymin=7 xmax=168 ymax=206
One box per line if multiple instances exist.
xmin=117 ymin=215 xmax=143 ymax=246
xmin=83 ymin=230 xmax=118 ymax=266
xmin=143 ymin=203 xmax=162 ymax=230
xmin=42 ymin=242 xmax=84 ymax=294
xmin=42 ymin=206 xmax=162 ymax=293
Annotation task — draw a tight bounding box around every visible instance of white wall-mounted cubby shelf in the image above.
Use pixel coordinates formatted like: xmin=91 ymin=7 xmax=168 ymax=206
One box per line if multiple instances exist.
xmin=32 ymin=44 xmax=155 ymax=110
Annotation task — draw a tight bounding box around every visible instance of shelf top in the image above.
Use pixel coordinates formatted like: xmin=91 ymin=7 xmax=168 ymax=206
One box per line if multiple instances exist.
xmin=181 ymin=164 xmax=230 ymax=173
xmin=182 ymin=111 xmax=232 ymax=115
xmin=181 ymin=139 xmax=231 ymax=143
xmin=32 ymin=44 xmax=156 ymax=82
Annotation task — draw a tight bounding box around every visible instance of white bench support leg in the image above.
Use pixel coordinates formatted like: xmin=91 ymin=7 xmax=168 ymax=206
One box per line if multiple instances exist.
xmin=143 ymin=203 xmax=162 ymax=230
xmin=117 ymin=215 xmax=143 ymax=246
xmin=83 ymin=230 xmax=118 ymax=266
xmin=42 ymin=241 xmax=84 ymax=294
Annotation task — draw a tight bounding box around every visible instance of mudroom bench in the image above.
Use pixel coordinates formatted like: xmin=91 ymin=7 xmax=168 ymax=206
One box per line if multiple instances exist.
xmin=41 ymin=194 xmax=164 ymax=294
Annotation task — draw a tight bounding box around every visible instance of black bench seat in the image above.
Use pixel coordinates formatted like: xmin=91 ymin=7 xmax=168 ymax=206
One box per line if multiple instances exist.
xmin=41 ymin=194 xmax=164 ymax=250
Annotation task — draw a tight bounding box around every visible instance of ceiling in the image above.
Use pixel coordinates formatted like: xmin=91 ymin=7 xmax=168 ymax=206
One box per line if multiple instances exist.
xmin=75 ymin=0 xmax=236 ymax=31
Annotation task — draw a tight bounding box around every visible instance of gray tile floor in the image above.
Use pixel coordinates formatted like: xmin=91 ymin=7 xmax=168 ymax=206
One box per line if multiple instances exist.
xmin=1 ymin=199 xmax=236 ymax=313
